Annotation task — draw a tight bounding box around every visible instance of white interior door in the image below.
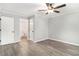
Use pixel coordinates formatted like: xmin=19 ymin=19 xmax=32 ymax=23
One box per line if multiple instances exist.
xmin=1 ymin=16 xmax=14 ymax=45
xmin=29 ymin=18 xmax=34 ymax=41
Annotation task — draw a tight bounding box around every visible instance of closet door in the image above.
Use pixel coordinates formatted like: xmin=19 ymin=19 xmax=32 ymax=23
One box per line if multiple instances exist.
xmin=1 ymin=16 xmax=14 ymax=45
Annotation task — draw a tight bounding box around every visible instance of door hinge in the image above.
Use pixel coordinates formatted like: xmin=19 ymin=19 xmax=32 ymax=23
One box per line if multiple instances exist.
xmin=0 ymin=18 xmax=1 ymax=20
xmin=0 ymin=29 xmax=1 ymax=31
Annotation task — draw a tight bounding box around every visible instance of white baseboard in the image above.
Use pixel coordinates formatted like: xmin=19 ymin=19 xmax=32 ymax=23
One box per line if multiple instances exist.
xmin=33 ymin=38 xmax=49 ymax=43
xmin=31 ymin=37 xmax=79 ymax=46
xmin=49 ymin=38 xmax=79 ymax=46
xmin=0 ymin=40 xmax=20 ymax=45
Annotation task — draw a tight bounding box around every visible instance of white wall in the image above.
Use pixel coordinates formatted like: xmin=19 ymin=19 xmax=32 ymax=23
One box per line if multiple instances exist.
xmin=34 ymin=14 xmax=48 ymax=42
xmin=14 ymin=17 xmax=20 ymax=42
xmin=48 ymin=12 xmax=79 ymax=45
xmin=33 ymin=4 xmax=79 ymax=46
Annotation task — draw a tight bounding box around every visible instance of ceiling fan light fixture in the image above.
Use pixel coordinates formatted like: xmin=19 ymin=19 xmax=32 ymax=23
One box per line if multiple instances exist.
xmin=48 ymin=6 xmax=52 ymax=10
xmin=38 ymin=3 xmax=66 ymax=14
xmin=47 ymin=10 xmax=53 ymax=13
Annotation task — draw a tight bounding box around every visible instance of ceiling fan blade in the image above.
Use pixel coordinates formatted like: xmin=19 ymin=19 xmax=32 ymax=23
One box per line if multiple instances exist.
xmin=45 ymin=12 xmax=48 ymax=15
xmin=50 ymin=3 xmax=55 ymax=7
xmin=53 ymin=10 xmax=60 ymax=13
xmin=46 ymin=3 xmax=50 ymax=7
xmin=50 ymin=3 xmax=55 ymax=9
xmin=38 ymin=10 xmax=47 ymax=11
xmin=54 ymin=4 xmax=66 ymax=9
xmin=50 ymin=3 xmax=52 ymax=6
xmin=46 ymin=3 xmax=54 ymax=9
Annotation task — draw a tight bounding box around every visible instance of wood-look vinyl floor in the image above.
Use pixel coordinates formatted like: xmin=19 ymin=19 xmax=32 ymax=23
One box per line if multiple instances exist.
xmin=0 ymin=39 xmax=79 ymax=56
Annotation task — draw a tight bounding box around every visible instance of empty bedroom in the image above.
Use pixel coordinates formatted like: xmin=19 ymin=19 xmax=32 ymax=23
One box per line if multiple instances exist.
xmin=0 ymin=3 xmax=79 ymax=56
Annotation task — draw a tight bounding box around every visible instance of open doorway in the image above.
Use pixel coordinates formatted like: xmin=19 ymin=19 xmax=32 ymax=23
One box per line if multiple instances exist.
xmin=20 ymin=18 xmax=29 ymax=40
xmin=20 ymin=16 xmax=34 ymax=41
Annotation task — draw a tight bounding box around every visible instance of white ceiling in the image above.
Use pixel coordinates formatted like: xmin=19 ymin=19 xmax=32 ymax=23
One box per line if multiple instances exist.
xmin=0 ymin=3 xmax=79 ymax=18
xmin=0 ymin=3 xmax=42 ymax=17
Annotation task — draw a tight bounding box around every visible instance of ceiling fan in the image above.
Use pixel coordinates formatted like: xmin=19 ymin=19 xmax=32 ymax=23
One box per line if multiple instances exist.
xmin=38 ymin=3 xmax=66 ymax=14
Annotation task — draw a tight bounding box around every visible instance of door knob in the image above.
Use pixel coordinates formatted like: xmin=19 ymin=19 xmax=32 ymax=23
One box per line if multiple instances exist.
xmin=32 ymin=31 xmax=34 ymax=32
xmin=0 ymin=40 xmax=1 ymax=42
xmin=12 ymin=31 xmax=15 ymax=33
